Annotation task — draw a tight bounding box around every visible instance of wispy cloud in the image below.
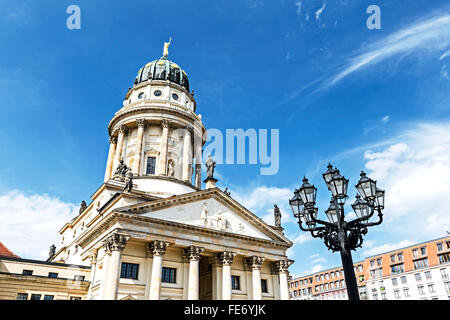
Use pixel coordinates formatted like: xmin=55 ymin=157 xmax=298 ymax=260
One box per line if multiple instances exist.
xmin=326 ymin=13 xmax=450 ymax=88
xmin=315 ymin=2 xmax=326 ymax=21
xmin=362 ymin=240 xmax=415 ymax=257
xmin=295 ymin=1 xmax=302 ymax=16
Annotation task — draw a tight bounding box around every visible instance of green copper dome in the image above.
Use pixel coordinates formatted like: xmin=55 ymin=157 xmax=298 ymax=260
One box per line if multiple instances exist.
xmin=133 ymin=57 xmax=190 ymax=92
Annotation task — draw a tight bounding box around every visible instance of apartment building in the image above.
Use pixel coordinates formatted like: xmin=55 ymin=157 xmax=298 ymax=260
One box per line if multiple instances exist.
xmin=289 ymin=235 xmax=450 ymax=300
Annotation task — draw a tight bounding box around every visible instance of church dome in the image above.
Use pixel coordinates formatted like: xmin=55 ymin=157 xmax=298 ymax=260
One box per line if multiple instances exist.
xmin=133 ymin=57 xmax=190 ymax=92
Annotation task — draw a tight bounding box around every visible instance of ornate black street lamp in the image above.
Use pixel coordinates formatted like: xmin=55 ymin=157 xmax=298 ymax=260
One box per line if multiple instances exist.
xmin=289 ymin=164 xmax=385 ymax=300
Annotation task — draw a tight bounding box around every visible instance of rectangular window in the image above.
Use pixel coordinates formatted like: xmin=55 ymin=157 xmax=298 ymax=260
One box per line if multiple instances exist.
xmin=437 ymin=242 xmax=443 ymax=252
xmin=22 ymin=270 xmax=33 ymax=275
xmin=428 ymin=284 xmax=435 ymax=293
xmin=120 ymin=263 xmax=139 ymax=280
xmin=162 ymin=267 xmax=177 ymax=284
xmin=48 ymin=272 xmax=58 ymax=278
xmin=403 ymin=288 xmax=410 ymax=297
xmin=418 ymin=285 xmax=425 ymax=295
xmin=420 ymin=246 xmax=427 ymax=256
xmin=446 ymin=240 xmax=450 ymax=249
xmin=146 ymin=157 xmax=156 ymax=174
xmin=16 ymin=293 xmax=28 ymax=300
xmin=412 ymin=248 xmax=419 ymax=258
xmin=30 ymin=294 xmax=41 ymax=300
xmin=376 ymin=258 xmax=382 ymax=266
xmin=415 ymin=273 xmax=422 ymax=281
xmin=444 ymin=281 xmax=450 ymax=293
xmin=414 ymin=258 xmax=428 ymax=270
xmin=391 ymin=264 xmax=404 ymax=274
xmin=43 ymin=295 xmax=54 ymax=300
xmin=74 ymin=275 xmax=85 ymax=281
xmin=231 ymin=275 xmax=240 ymax=290
xmin=401 ymin=276 xmax=407 ymax=284
xmin=392 ymin=278 xmax=398 ymax=286
xmin=441 ymin=268 xmax=449 ymax=280
xmin=398 ymin=252 xmax=403 ymax=261
xmin=439 ymin=253 xmax=450 ymax=264
xmin=394 ymin=290 xmax=400 ymax=299
xmin=390 ymin=254 xmax=396 ymax=263
xmin=381 ymin=293 xmax=387 ymax=300
xmin=425 ymin=271 xmax=432 ymax=280
xmin=372 ymin=294 xmax=378 ymax=300
xmin=261 ymin=279 xmax=268 ymax=293
xmin=370 ymin=259 xmax=375 ymax=267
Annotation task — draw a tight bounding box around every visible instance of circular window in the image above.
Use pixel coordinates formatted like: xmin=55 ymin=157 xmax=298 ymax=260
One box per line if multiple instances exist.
xmin=154 ymin=90 xmax=162 ymax=97
xmin=172 ymin=93 xmax=179 ymax=101
xmin=138 ymin=92 xmax=144 ymax=99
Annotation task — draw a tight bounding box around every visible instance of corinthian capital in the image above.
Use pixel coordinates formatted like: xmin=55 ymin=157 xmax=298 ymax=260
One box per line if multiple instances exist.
xmin=217 ymin=251 xmax=236 ymax=265
xmin=109 ymin=136 xmax=117 ymax=144
xmin=271 ymin=260 xmax=293 ymax=274
xmin=183 ymin=246 xmax=205 ymax=261
xmin=147 ymin=240 xmax=170 ymax=256
xmin=245 ymin=256 xmax=265 ymax=270
xmin=103 ymin=233 xmax=128 ymax=254
xmin=161 ymin=119 xmax=170 ymax=129
xmin=117 ymin=125 xmax=127 ymax=134
xmin=136 ymin=119 xmax=146 ymax=128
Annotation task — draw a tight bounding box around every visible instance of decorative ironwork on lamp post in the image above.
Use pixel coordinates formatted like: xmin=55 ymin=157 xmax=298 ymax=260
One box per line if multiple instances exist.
xmin=289 ymin=164 xmax=385 ymax=300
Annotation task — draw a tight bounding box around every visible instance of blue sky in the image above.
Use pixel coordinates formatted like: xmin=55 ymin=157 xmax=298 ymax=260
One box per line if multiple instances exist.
xmin=0 ymin=0 xmax=450 ymax=277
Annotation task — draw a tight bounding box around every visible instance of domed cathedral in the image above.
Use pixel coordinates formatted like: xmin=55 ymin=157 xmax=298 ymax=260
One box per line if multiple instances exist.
xmin=47 ymin=41 xmax=293 ymax=301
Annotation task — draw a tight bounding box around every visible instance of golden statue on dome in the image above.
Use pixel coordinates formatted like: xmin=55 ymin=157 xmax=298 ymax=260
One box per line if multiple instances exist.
xmin=163 ymin=37 xmax=172 ymax=58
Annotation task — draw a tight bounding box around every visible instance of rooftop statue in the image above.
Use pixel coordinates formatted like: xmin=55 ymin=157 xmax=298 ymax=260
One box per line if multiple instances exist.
xmin=163 ymin=37 xmax=172 ymax=58
xmin=205 ymin=154 xmax=216 ymax=179
xmin=274 ymin=204 xmax=282 ymax=227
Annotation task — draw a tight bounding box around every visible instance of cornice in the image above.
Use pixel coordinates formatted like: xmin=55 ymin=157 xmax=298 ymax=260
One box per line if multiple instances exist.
xmin=108 ymin=104 xmax=205 ymax=137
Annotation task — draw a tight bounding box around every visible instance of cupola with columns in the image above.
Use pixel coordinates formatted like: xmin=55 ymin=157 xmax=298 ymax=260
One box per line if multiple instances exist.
xmin=103 ymin=40 xmax=206 ymax=197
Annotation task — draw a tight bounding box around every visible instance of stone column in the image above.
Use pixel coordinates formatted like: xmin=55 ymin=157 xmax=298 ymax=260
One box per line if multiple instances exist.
xmin=245 ymin=256 xmax=265 ymax=300
xmin=272 ymin=260 xmax=293 ymax=300
xmin=194 ymin=130 xmax=202 ymax=188
xmin=99 ymin=250 xmax=111 ymax=300
xmin=158 ymin=120 xmax=170 ymax=175
xmin=182 ymin=127 xmax=192 ymax=182
xmin=217 ymin=251 xmax=236 ymax=300
xmin=112 ymin=125 xmax=127 ymax=174
xmin=104 ymin=137 xmax=117 ymax=182
xmin=133 ymin=119 xmax=146 ymax=175
xmin=183 ymin=246 xmax=205 ymax=300
xmin=147 ymin=240 xmax=170 ymax=300
xmin=87 ymin=251 xmax=98 ymax=299
xmin=103 ymin=234 xmax=128 ymax=300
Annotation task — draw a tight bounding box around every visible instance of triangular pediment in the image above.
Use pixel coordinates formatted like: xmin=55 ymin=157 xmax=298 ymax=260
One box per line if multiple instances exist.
xmin=116 ymin=188 xmax=292 ymax=244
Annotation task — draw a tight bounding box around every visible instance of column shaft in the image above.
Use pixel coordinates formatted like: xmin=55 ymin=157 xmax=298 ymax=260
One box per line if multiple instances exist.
xmin=133 ymin=120 xmax=145 ymax=175
xmin=188 ymin=259 xmax=200 ymax=300
xmin=279 ymin=272 xmax=289 ymax=300
xmin=252 ymin=268 xmax=262 ymax=300
xmin=222 ymin=264 xmax=232 ymax=300
xmin=182 ymin=128 xmax=192 ymax=181
xmin=104 ymin=137 xmax=117 ymax=182
xmin=158 ymin=120 xmax=169 ymax=175
xmin=149 ymin=254 xmax=163 ymax=300
xmin=99 ymin=253 xmax=111 ymax=299
xmin=112 ymin=126 xmax=126 ymax=173
xmin=104 ymin=250 xmax=122 ymax=300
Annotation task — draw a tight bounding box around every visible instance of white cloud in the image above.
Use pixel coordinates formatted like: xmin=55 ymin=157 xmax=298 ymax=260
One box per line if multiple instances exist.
xmin=362 ymin=240 xmax=415 ymax=257
xmin=381 ymin=115 xmax=390 ymax=123
xmin=363 ymin=122 xmax=450 ymax=238
xmin=325 ymin=13 xmax=450 ymax=88
xmin=0 ymin=190 xmax=76 ymax=260
xmin=315 ymin=2 xmax=326 ymax=20
xmin=232 ymin=185 xmax=296 ymax=225
xmin=295 ymin=1 xmax=302 ymax=16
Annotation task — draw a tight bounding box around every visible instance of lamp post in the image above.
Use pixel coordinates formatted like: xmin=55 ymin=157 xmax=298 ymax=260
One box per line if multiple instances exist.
xmin=289 ymin=164 xmax=385 ymax=300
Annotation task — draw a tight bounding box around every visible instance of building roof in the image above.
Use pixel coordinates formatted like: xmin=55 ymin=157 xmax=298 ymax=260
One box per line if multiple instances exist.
xmin=0 ymin=241 xmax=20 ymax=258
